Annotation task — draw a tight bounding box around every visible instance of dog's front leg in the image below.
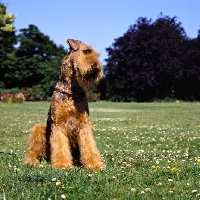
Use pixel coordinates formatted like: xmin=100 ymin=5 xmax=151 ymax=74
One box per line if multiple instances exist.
xmin=50 ymin=124 xmax=73 ymax=169
xmin=77 ymin=123 xmax=105 ymax=170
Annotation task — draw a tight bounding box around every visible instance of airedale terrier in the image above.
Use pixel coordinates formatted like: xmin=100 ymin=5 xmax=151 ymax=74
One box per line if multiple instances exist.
xmin=24 ymin=39 xmax=105 ymax=170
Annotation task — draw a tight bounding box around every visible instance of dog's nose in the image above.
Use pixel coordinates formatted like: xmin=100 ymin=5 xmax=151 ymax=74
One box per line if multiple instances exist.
xmin=92 ymin=66 xmax=99 ymax=74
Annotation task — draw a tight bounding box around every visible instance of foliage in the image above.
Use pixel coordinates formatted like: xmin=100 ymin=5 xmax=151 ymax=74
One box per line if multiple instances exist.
xmin=1 ymin=24 xmax=67 ymax=99
xmin=105 ymin=15 xmax=200 ymax=102
xmin=96 ymin=76 xmax=107 ymax=100
xmin=1 ymin=93 xmax=25 ymax=103
xmin=0 ymin=102 xmax=200 ymax=199
xmin=0 ymin=87 xmax=23 ymax=97
xmin=0 ymin=86 xmax=45 ymax=101
xmin=0 ymin=4 xmax=15 ymax=33
xmin=0 ymin=3 xmax=16 ymax=83
xmin=20 ymin=85 xmax=45 ymax=101
xmin=0 ymin=93 xmax=12 ymax=103
xmin=175 ymin=34 xmax=200 ymax=100
xmin=86 ymin=83 xmax=101 ymax=102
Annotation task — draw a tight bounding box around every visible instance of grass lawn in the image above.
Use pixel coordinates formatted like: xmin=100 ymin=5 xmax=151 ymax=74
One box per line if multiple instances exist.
xmin=0 ymin=101 xmax=200 ymax=199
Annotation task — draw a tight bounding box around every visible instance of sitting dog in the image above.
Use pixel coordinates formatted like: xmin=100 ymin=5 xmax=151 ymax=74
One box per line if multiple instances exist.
xmin=24 ymin=39 xmax=105 ymax=170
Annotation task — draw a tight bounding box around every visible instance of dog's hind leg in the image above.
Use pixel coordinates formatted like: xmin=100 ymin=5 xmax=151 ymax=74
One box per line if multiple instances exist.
xmin=24 ymin=123 xmax=47 ymax=166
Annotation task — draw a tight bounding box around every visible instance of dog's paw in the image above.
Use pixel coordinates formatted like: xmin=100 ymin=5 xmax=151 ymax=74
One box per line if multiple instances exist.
xmin=84 ymin=162 xmax=106 ymax=170
xmin=24 ymin=158 xmax=39 ymax=167
xmin=52 ymin=163 xmax=73 ymax=169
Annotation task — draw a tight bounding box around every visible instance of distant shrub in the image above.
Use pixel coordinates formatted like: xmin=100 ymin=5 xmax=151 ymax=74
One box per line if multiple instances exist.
xmin=1 ymin=93 xmax=12 ymax=103
xmin=86 ymin=83 xmax=101 ymax=102
xmin=1 ymin=93 xmax=25 ymax=103
xmin=86 ymin=91 xmax=101 ymax=102
xmin=0 ymin=86 xmax=45 ymax=101
xmin=21 ymin=85 xmax=45 ymax=101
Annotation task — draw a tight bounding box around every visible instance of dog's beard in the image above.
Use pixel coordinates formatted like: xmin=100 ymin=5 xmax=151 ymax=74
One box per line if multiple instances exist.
xmin=75 ymin=67 xmax=102 ymax=91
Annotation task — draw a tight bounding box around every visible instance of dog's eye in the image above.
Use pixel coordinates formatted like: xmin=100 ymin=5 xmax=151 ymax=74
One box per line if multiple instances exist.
xmin=82 ymin=50 xmax=91 ymax=55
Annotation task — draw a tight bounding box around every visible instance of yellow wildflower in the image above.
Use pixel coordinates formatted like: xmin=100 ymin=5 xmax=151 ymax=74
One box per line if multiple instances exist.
xmin=170 ymin=167 xmax=178 ymax=171
xmin=154 ymin=168 xmax=158 ymax=173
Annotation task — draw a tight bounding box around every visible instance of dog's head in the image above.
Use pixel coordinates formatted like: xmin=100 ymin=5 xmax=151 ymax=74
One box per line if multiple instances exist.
xmin=66 ymin=39 xmax=102 ymax=89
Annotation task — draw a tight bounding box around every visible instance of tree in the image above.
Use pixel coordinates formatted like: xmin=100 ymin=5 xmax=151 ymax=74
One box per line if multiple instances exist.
xmin=105 ymin=16 xmax=187 ymax=102
xmin=3 ymin=24 xmax=67 ymax=97
xmin=0 ymin=3 xmax=15 ymax=40
xmin=175 ymin=31 xmax=200 ymax=100
xmin=0 ymin=3 xmax=16 ymax=88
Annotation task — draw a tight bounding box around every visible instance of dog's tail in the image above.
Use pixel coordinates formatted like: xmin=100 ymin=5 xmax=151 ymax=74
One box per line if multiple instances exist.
xmin=24 ymin=123 xmax=47 ymax=166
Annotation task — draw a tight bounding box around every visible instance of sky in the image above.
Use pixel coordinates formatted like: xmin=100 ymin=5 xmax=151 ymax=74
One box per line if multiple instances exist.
xmin=4 ymin=0 xmax=200 ymax=64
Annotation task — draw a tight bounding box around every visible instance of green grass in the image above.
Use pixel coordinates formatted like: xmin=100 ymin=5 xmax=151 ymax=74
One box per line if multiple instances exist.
xmin=0 ymin=101 xmax=200 ymax=199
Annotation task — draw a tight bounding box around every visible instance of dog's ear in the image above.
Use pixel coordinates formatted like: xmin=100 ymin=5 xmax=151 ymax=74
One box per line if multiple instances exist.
xmin=67 ymin=39 xmax=81 ymax=51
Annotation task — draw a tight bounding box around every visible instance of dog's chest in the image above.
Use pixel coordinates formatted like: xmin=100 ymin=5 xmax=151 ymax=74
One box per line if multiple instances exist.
xmin=66 ymin=116 xmax=79 ymax=132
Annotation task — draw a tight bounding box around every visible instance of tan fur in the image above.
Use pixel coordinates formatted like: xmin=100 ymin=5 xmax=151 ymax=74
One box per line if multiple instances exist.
xmin=24 ymin=39 xmax=105 ymax=170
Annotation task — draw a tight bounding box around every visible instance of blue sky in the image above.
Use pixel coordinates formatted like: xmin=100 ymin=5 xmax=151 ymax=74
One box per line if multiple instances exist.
xmin=4 ymin=0 xmax=200 ymax=64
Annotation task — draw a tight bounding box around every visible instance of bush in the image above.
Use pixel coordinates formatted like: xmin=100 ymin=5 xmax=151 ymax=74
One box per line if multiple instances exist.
xmin=86 ymin=91 xmax=101 ymax=102
xmin=0 ymin=93 xmax=12 ymax=103
xmin=1 ymin=93 xmax=25 ymax=103
xmin=21 ymin=85 xmax=45 ymax=101
xmin=106 ymin=89 xmax=136 ymax=102
xmin=0 ymin=81 xmax=5 ymax=89
xmin=0 ymin=86 xmax=45 ymax=101
xmin=0 ymin=88 xmax=22 ymax=97
xmin=86 ymin=83 xmax=101 ymax=102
